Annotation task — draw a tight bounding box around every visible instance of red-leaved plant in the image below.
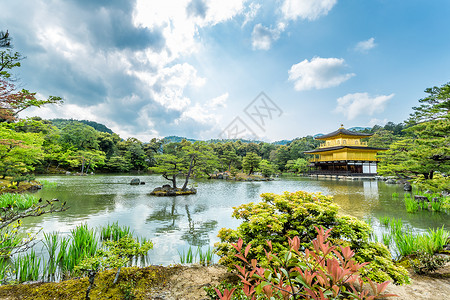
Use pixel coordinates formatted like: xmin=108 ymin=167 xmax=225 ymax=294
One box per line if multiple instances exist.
xmin=216 ymin=226 xmax=397 ymax=300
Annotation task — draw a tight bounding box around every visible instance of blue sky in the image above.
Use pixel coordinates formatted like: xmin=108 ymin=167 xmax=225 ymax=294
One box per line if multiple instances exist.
xmin=1 ymin=0 xmax=449 ymax=141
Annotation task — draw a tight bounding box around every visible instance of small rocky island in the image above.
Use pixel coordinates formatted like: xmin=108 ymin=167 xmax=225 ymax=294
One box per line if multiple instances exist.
xmin=150 ymin=184 xmax=197 ymax=196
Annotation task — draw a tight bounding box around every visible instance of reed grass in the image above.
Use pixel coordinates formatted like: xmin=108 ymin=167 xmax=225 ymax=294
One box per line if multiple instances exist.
xmin=431 ymin=201 xmax=442 ymax=212
xmin=39 ymin=180 xmax=58 ymax=188
xmin=99 ymin=222 xmax=132 ymax=241
xmin=178 ymin=246 xmax=195 ymax=264
xmin=393 ymin=229 xmax=418 ymax=257
xmin=0 ymin=193 xmax=39 ymax=210
xmin=13 ymin=250 xmax=41 ymax=283
xmin=382 ymin=232 xmax=392 ymax=248
xmin=178 ymin=246 xmax=214 ymax=265
xmin=42 ymin=232 xmax=59 ymax=281
xmin=379 ymin=216 xmax=390 ymax=226
xmin=404 ymin=194 xmax=419 ymax=213
xmin=391 ymin=192 xmax=399 ymax=199
xmin=389 ymin=218 xmax=403 ymax=236
xmin=0 ymin=257 xmax=8 ymax=283
xmin=197 ymin=247 xmax=214 ymax=266
xmin=422 ymin=226 xmax=450 ymax=254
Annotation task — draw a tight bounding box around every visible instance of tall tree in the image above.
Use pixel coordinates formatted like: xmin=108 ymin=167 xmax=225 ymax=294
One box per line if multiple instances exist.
xmin=149 ymin=154 xmax=186 ymax=189
xmin=242 ymin=152 xmax=261 ymax=175
xmin=181 ymin=141 xmax=217 ymax=190
xmin=378 ymin=82 xmax=450 ymax=180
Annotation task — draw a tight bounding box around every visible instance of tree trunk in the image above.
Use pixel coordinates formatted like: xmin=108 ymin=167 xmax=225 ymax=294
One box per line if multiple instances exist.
xmin=85 ymin=158 xmax=92 ymax=174
xmin=248 ymin=167 xmax=253 ymax=176
xmin=81 ymin=157 xmax=85 ymax=174
xmin=228 ymin=162 xmax=232 ymax=172
xmin=163 ymin=173 xmax=177 ymax=188
xmin=182 ymin=156 xmax=195 ymax=190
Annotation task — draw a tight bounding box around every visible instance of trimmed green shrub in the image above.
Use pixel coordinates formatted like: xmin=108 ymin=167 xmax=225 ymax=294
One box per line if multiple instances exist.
xmin=215 ymin=191 xmax=410 ymax=284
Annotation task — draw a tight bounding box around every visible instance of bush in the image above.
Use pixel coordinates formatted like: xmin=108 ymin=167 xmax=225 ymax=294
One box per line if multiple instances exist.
xmin=215 ymin=191 xmax=410 ymax=284
xmin=215 ymin=227 xmax=397 ymax=300
xmin=411 ymin=250 xmax=450 ymax=274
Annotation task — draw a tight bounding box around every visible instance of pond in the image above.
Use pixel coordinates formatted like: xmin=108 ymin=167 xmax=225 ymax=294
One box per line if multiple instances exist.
xmin=24 ymin=174 xmax=449 ymax=265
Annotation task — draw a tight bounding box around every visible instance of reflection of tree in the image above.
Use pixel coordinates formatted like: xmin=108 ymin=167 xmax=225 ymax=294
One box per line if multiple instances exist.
xmin=181 ymin=204 xmax=217 ymax=247
xmin=146 ymin=198 xmax=182 ymax=233
xmin=246 ymin=183 xmax=261 ymax=199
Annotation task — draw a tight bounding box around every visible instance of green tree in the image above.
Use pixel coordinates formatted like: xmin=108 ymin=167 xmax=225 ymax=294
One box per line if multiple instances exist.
xmin=67 ymin=149 xmax=106 ymax=174
xmin=0 ymin=124 xmax=43 ymax=180
xmin=220 ymin=149 xmax=239 ymax=172
xmin=378 ymin=82 xmax=450 ymax=181
xmin=149 ymin=154 xmax=186 ymax=189
xmin=273 ymin=145 xmax=290 ymax=171
xmin=106 ymin=156 xmax=132 ymax=172
xmin=181 ymin=141 xmax=218 ymax=190
xmin=368 ymin=129 xmax=399 ymax=148
xmin=59 ymin=123 xmax=99 ymax=150
xmin=242 ymin=152 xmax=261 ymax=175
xmin=293 ymin=158 xmax=309 ymax=173
xmin=408 ymin=82 xmax=450 ymax=124
xmin=259 ymin=159 xmax=277 ymax=177
xmin=123 ymin=138 xmax=147 ymax=171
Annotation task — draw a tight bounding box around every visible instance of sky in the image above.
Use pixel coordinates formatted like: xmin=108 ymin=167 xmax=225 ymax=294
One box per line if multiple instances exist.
xmin=1 ymin=0 xmax=449 ymax=142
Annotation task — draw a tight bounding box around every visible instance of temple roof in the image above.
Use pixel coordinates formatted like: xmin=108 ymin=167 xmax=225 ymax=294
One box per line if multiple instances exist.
xmin=304 ymin=145 xmax=387 ymax=154
xmin=316 ymin=127 xmax=372 ymax=140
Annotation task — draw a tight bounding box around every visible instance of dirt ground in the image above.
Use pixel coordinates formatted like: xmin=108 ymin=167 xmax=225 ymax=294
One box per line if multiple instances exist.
xmin=0 ymin=264 xmax=448 ymax=299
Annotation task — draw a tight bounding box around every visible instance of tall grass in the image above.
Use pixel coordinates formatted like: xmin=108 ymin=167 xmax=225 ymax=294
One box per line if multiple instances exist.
xmin=393 ymin=229 xmax=418 ymax=257
xmin=431 ymin=201 xmax=442 ymax=212
xmin=42 ymin=232 xmax=59 ymax=281
xmin=0 ymin=257 xmax=8 ymax=283
xmin=379 ymin=216 xmax=390 ymax=226
xmin=99 ymin=222 xmax=132 ymax=241
xmin=13 ymin=250 xmax=41 ymax=283
xmin=39 ymin=180 xmax=58 ymax=188
xmin=380 ymin=217 xmax=450 ymax=258
xmin=391 ymin=192 xmax=399 ymax=199
xmin=178 ymin=246 xmax=214 ymax=266
xmin=178 ymin=246 xmax=195 ymax=264
xmin=0 ymin=193 xmax=39 ymax=210
xmin=382 ymin=232 xmax=391 ymax=248
xmin=421 ymin=227 xmax=450 ymax=254
xmin=197 ymin=247 xmax=214 ymax=266
xmin=404 ymin=194 xmax=419 ymax=213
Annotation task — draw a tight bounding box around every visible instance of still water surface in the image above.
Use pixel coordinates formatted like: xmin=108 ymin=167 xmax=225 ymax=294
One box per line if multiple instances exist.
xmin=25 ymin=175 xmax=449 ymax=265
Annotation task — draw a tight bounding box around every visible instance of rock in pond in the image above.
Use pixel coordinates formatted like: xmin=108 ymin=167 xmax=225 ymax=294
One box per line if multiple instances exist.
xmin=150 ymin=185 xmax=197 ymax=196
xmin=130 ymin=178 xmax=140 ymax=185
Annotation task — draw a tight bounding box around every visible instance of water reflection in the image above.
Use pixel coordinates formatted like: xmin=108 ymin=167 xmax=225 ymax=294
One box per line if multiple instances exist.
xmin=22 ymin=174 xmax=449 ymax=265
xmin=146 ymin=198 xmax=181 ymax=233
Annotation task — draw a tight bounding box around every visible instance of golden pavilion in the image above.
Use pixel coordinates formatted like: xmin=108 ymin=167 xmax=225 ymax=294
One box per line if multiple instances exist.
xmin=304 ymin=125 xmax=387 ymax=176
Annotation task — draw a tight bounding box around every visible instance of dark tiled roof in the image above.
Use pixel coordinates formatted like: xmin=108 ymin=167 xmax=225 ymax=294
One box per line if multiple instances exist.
xmin=304 ymin=146 xmax=387 ymax=154
xmin=316 ymin=128 xmax=372 ymax=140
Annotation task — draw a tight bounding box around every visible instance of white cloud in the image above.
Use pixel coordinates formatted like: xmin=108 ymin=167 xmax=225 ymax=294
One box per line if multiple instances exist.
xmin=208 ymin=92 xmax=229 ymax=109
xmin=179 ymin=92 xmax=228 ymax=124
xmin=335 ymin=93 xmax=395 ymax=120
xmin=355 ymin=37 xmax=376 ymax=53
xmin=134 ymin=0 xmax=247 ymax=65
xmin=242 ymin=2 xmax=261 ymax=27
xmin=288 ymin=57 xmax=355 ymax=90
xmin=281 ymin=0 xmax=337 ymax=21
xmin=251 ymin=24 xmax=279 ymax=50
